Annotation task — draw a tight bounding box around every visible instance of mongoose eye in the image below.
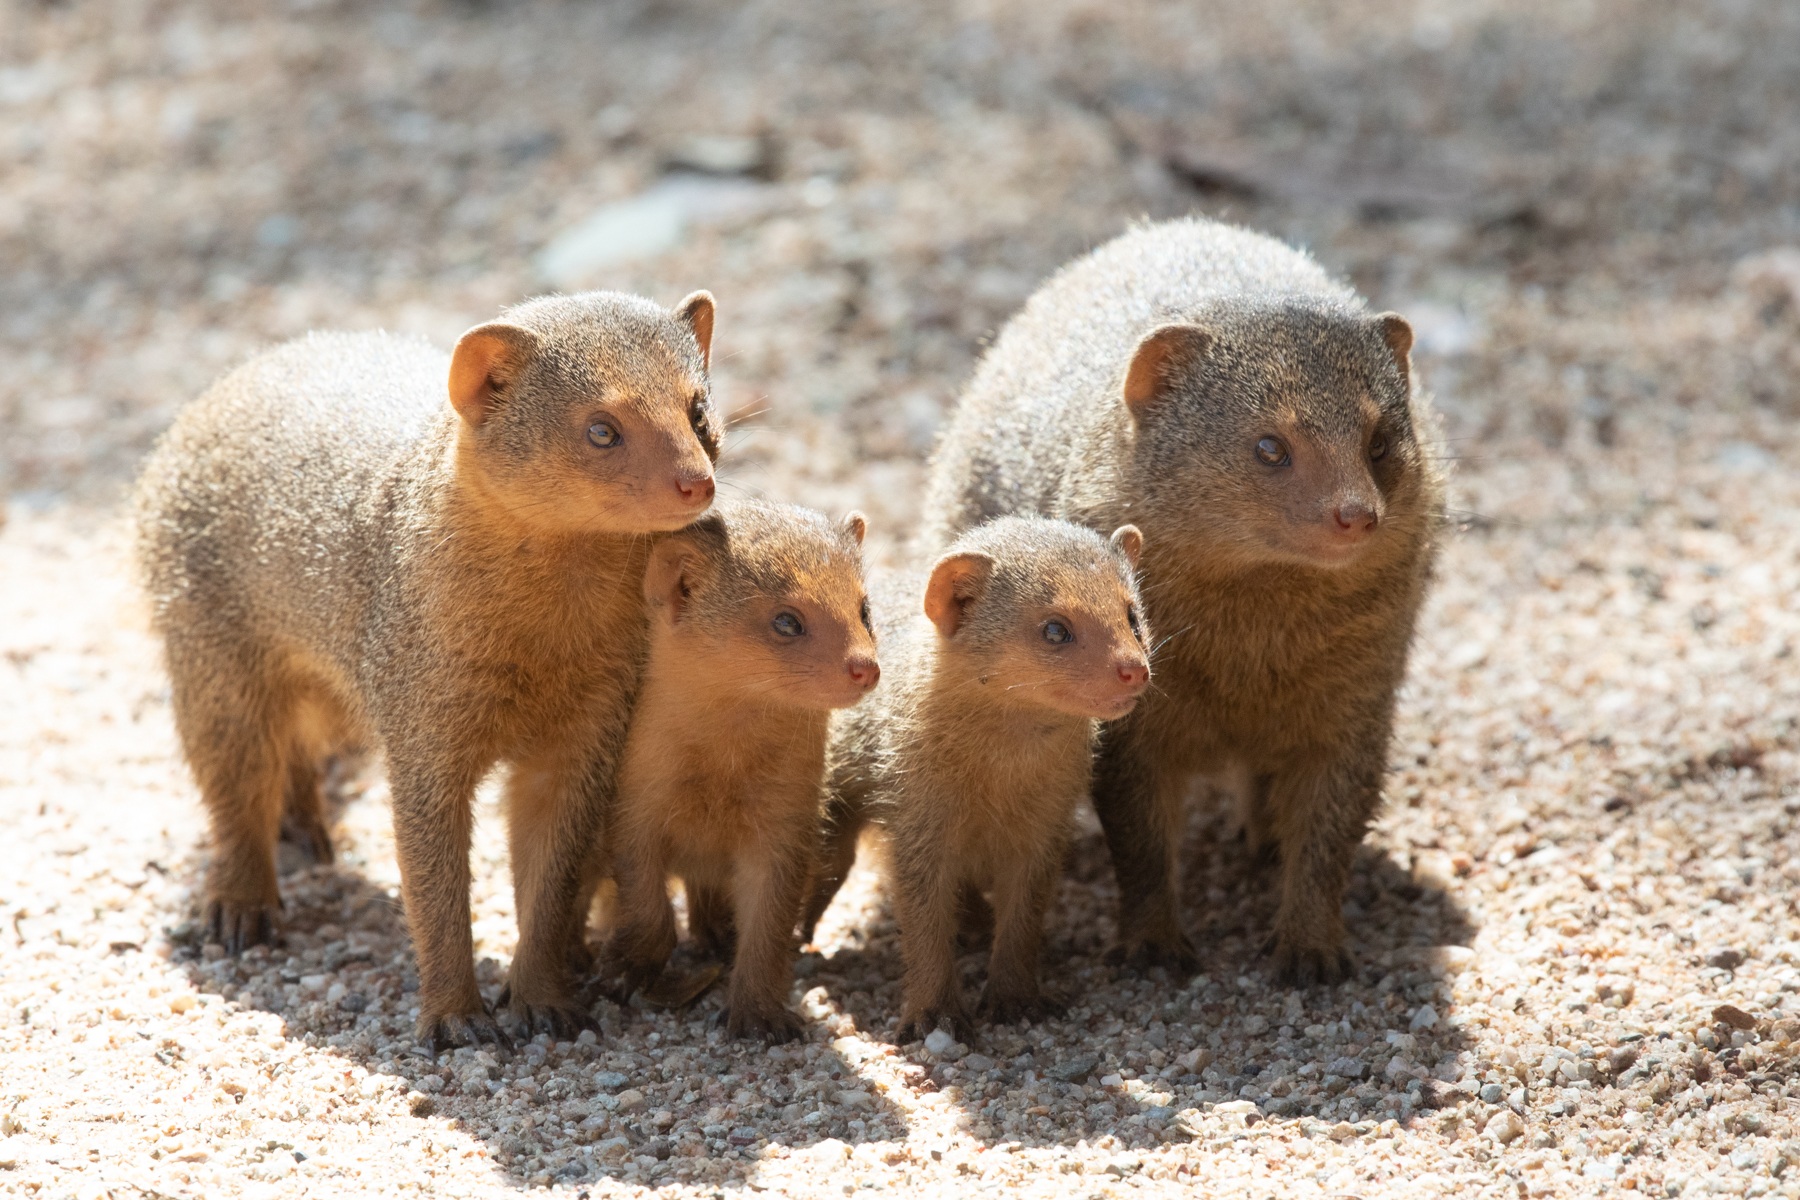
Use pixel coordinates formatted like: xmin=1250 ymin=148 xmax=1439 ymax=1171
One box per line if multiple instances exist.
xmin=859 ymin=597 xmax=873 ymax=633
xmin=689 ymin=396 xmax=709 ymax=434
xmin=587 ymin=421 xmax=621 ymax=449
xmin=1255 ymin=436 xmax=1290 ymax=467
xmin=1127 ymin=606 xmax=1143 ymax=641
xmin=1369 ymin=433 xmax=1389 ymax=462
xmin=1042 ymin=620 xmax=1073 ymax=645
xmin=772 ymin=611 xmax=805 ymax=638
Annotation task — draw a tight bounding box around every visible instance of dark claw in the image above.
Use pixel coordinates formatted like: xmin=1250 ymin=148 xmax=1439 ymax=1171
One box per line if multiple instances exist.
xmin=897 ymin=1005 xmax=973 ymax=1046
xmin=204 ymin=898 xmax=281 ymax=956
xmin=1104 ymin=932 xmax=1200 ymax=976
xmin=418 ymin=1009 xmax=513 ymax=1058
xmin=504 ymin=999 xmax=601 ymax=1043
xmin=721 ymin=1003 xmax=804 ymax=1044
xmin=1268 ymin=937 xmax=1353 ymax=988
xmin=980 ymin=987 xmax=1065 ymax=1026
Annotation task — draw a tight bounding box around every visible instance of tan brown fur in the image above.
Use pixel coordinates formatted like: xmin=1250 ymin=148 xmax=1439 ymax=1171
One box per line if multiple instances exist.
xmin=921 ymin=217 xmax=1445 ymax=985
xmin=134 ymin=290 xmax=721 ymax=1050
xmin=806 ymin=518 xmax=1149 ymax=1039
xmin=604 ymin=499 xmax=877 ymax=1041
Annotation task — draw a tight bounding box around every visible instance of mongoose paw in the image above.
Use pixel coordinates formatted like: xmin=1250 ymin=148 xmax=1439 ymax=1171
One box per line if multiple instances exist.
xmin=505 ymin=998 xmax=601 ymax=1042
xmin=978 ymin=987 xmax=1065 ymax=1026
xmin=1104 ymin=932 xmax=1200 ymax=976
xmin=1267 ymin=937 xmax=1353 ymax=988
xmin=720 ymin=1003 xmax=804 ymax=1044
xmin=277 ymin=810 xmax=334 ymax=865
xmin=417 ymin=1009 xmax=513 ymax=1059
xmin=897 ymin=1004 xmax=974 ymax=1046
xmin=204 ymin=897 xmax=281 ymax=956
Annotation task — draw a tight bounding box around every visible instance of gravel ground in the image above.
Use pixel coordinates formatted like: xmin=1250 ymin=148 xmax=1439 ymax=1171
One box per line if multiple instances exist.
xmin=4 ymin=2 xmax=1800 ymax=1197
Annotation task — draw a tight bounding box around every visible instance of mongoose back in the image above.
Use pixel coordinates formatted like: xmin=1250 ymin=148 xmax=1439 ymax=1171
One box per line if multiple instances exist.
xmin=806 ymin=517 xmax=1150 ymax=1038
xmin=134 ymin=290 xmax=722 ymax=1049
xmin=922 ymin=217 xmax=1444 ymax=984
xmin=604 ymin=498 xmax=878 ymax=1041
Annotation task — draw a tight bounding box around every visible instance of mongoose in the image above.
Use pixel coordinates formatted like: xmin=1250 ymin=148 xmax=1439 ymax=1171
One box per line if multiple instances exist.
xmin=603 ymin=498 xmax=878 ymax=1041
xmin=804 ymin=518 xmax=1151 ymax=1039
xmin=134 ymin=290 xmax=722 ymax=1050
xmin=921 ymin=217 xmax=1444 ymax=985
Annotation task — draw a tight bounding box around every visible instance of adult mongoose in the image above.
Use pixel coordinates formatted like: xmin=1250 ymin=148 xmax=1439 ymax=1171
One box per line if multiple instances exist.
xmin=602 ymin=498 xmax=878 ymax=1041
xmin=805 ymin=517 xmax=1150 ymax=1038
xmin=921 ymin=217 xmax=1444 ymax=985
xmin=134 ymin=290 xmax=722 ymax=1049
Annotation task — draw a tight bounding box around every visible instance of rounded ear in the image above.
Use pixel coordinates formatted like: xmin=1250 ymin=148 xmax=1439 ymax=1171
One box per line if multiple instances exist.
xmin=643 ymin=537 xmax=709 ymax=624
xmin=1123 ymin=324 xmax=1212 ymax=418
xmin=1375 ymin=313 xmax=1414 ymax=393
xmin=1109 ymin=524 xmax=1144 ymax=569
xmin=842 ymin=511 xmax=868 ymax=546
xmin=674 ymin=290 xmax=716 ymax=372
xmin=923 ymin=552 xmax=994 ymax=639
xmin=448 ymin=322 xmax=540 ymax=427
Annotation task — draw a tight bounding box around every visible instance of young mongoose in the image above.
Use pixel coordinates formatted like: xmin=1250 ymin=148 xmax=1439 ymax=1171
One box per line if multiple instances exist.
xmin=922 ymin=217 xmax=1445 ymax=985
xmin=134 ymin=290 xmax=722 ymax=1049
xmin=604 ymin=498 xmax=879 ymax=1041
xmin=805 ymin=518 xmax=1151 ymax=1039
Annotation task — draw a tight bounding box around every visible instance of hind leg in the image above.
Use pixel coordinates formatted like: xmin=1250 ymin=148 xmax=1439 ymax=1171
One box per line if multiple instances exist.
xmin=166 ymin=635 xmax=298 ymax=953
xmin=279 ymin=755 xmax=333 ymax=865
xmin=686 ymin=880 xmax=737 ymax=961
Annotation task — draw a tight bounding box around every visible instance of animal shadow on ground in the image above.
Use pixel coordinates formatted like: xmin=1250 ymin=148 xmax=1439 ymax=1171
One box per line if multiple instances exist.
xmin=806 ymin=783 xmax=1478 ymax=1151
xmin=168 ymin=769 xmax=906 ymax=1192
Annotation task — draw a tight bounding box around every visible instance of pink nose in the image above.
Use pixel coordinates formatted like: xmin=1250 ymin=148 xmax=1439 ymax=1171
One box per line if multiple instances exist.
xmin=1116 ymin=659 xmax=1149 ymax=691
xmin=847 ymin=657 xmax=880 ymax=690
xmin=1333 ymin=503 xmax=1377 ymax=535
xmin=677 ymin=473 xmax=715 ymax=506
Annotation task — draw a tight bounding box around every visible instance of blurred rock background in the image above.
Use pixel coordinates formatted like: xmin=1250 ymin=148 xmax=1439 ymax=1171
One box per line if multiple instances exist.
xmin=3 ymin=0 xmax=1796 ymax=535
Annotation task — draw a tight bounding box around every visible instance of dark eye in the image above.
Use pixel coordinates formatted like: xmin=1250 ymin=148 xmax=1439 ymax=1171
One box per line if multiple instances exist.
xmin=587 ymin=421 xmax=621 ymax=449
xmin=1369 ymin=433 xmax=1389 ymax=462
xmin=1042 ymin=620 xmax=1072 ymax=645
xmin=859 ymin=598 xmax=872 ymax=633
xmin=772 ymin=612 xmax=804 ymax=638
xmin=689 ymin=396 xmax=709 ymax=433
xmin=1127 ymin=607 xmax=1143 ymax=640
xmin=1255 ymin=436 xmax=1290 ymax=467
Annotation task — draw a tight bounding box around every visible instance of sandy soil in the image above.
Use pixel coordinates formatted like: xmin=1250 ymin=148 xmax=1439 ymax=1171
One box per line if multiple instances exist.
xmin=3 ymin=1 xmax=1800 ymax=1197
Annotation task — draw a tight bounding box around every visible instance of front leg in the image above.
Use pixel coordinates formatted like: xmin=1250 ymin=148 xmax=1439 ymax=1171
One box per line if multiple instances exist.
xmin=1092 ymin=721 xmax=1198 ymax=972
xmin=720 ymin=838 xmax=809 ymax=1043
xmin=387 ymin=745 xmax=505 ymax=1053
xmin=605 ymin=832 xmax=679 ymax=1001
xmin=1266 ymin=757 xmax=1383 ymax=987
xmin=503 ymin=751 xmax=613 ymax=1038
xmin=889 ymin=807 xmax=972 ymax=1042
xmin=980 ymin=835 xmax=1066 ymax=1025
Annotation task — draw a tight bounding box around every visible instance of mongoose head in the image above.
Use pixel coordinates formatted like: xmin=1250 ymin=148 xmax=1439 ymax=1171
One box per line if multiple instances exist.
xmin=642 ymin=498 xmax=879 ymax=711
xmin=924 ymin=517 xmax=1150 ymax=721
xmin=446 ymin=290 xmax=721 ymax=535
xmin=1119 ymin=300 xmax=1429 ymax=571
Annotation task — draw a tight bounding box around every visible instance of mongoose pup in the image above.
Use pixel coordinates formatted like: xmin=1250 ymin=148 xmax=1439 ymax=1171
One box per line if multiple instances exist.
xmin=804 ymin=518 xmax=1151 ymax=1039
xmin=604 ymin=498 xmax=879 ymax=1041
xmin=922 ymin=217 xmax=1444 ymax=985
xmin=134 ymin=290 xmax=723 ymax=1049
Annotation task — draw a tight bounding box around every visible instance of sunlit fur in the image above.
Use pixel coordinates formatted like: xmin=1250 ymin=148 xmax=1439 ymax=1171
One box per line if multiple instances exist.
xmin=133 ymin=290 xmax=719 ymax=1049
xmin=921 ymin=217 xmax=1446 ymax=985
xmin=600 ymin=499 xmax=876 ymax=1041
xmin=804 ymin=518 xmax=1149 ymax=1038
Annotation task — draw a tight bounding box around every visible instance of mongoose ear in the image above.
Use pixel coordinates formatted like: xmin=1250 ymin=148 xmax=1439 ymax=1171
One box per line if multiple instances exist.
xmin=1110 ymin=524 xmax=1144 ymax=569
xmin=449 ymin=323 xmax=540 ymax=427
xmin=1123 ymin=324 xmax=1213 ymax=418
xmin=1376 ymin=313 xmax=1414 ymax=393
xmin=674 ymin=290 xmax=717 ymax=372
xmin=842 ymin=511 xmax=868 ymax=546
xmin=643 ymin=537 xmax=710 ymax=625
xmin=923 ymin=552 xmax=995 ymax=639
